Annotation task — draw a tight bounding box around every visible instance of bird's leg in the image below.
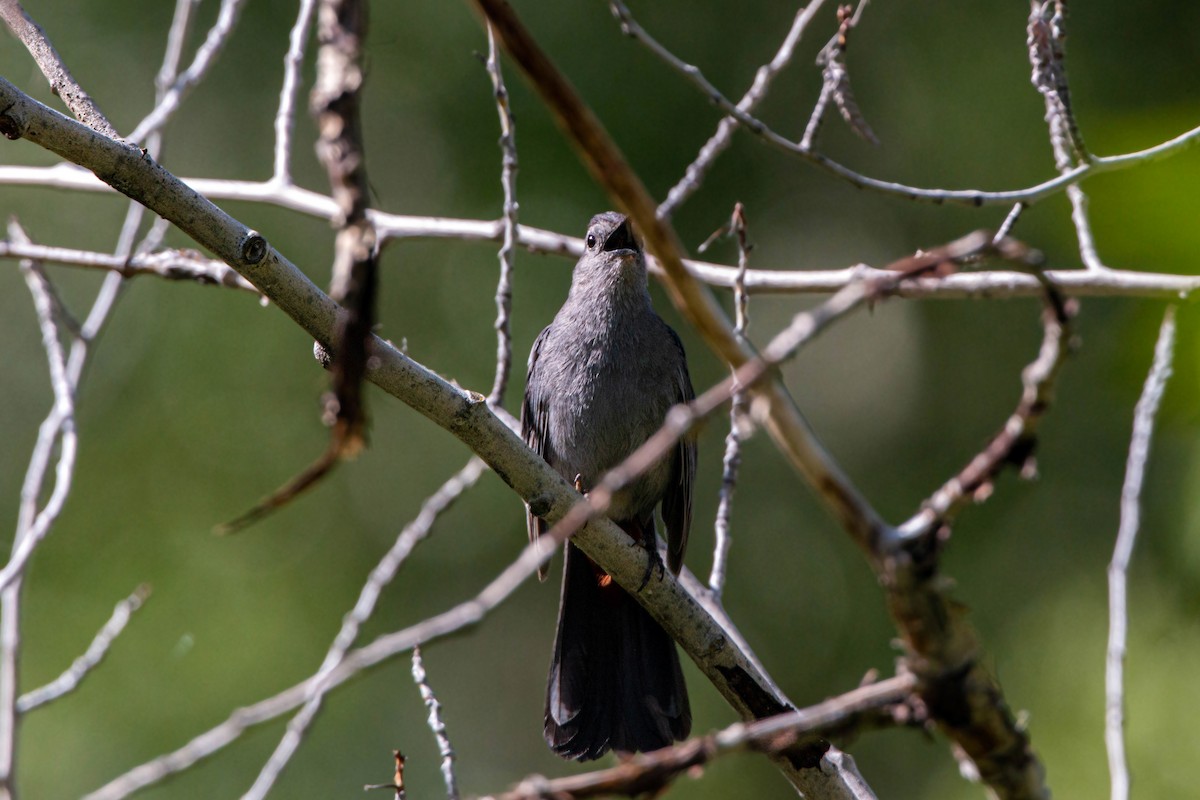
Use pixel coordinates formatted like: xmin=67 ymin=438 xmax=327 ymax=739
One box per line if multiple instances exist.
xmin=637 ymin=525 xmax=665 ymax=593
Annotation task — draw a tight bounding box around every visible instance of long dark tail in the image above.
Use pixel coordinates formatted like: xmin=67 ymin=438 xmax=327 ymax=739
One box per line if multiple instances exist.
xmin=544 ymin=537 xmax=691 ymax=761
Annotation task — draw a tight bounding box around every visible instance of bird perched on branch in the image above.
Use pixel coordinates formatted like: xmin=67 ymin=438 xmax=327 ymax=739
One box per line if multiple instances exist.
xmin=522 ymin=211 xmax=695 ymax=760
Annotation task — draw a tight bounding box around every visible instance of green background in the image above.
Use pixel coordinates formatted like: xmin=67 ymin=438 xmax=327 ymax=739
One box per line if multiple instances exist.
xmin=2 ymin=1 xmax=1199 ymax=797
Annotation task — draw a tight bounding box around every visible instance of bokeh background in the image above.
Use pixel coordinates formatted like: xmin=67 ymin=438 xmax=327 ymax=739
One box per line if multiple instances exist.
xmin=2 ymin=1 xmax=1199 ymax=797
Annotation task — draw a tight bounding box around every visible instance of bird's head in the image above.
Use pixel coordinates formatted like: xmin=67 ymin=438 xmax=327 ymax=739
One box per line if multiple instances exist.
xmin=584 ymin=212 xmax=641 ymax=262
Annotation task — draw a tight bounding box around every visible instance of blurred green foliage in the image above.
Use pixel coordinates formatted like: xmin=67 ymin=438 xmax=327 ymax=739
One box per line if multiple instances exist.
xmin=1 ymin=1 xmax=1198 ymax=798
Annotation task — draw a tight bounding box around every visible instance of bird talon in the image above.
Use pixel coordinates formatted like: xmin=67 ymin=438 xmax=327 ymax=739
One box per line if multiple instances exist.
xmin=637 ymin=546 xmax=665 ymax=592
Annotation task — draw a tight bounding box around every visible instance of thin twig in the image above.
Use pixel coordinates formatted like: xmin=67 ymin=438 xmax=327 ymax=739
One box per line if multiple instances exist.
xmin=412 ymin=647 xmax=459 ymax=800
xmin=484 ymin=23 xmax=519 ymax=406
xmin=802 ymin=0 xmax=875 ymax=151
xmin=0 ymin=239 xmax=261 ymax=294
xmin=880 ymin=264 xmax=1065 ymax=800
xmin=993 ymin=202 xmax=1026 ymax=245
xmin=658 ymin=0 xmax=829 ymax=218
xmin=156 ymin=0 xmax=201 ymax=102
xmin=84 ymin=518 xmax=759 ymax=800
xmin=1106 ymin=305 xmax=1176 ymax=800
xmin=0 ymin=583 xmax=17 ymax=800
xmin=273 ymin=0 xmax=319 ymax=184
xmin=17 ymin=586 xmax=151 ymax=713
xmin=707 ymin=203 xmax=753 ymax=597
xmin=1 ymin=223 xmax=79 ymax=596
xmin=1028 ymin=2 xmax=1106 ymax=271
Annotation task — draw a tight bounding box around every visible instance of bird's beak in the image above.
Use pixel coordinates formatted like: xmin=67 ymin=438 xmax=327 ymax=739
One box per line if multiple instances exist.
xmin=602 ymin=220 xmax=639 ymax=258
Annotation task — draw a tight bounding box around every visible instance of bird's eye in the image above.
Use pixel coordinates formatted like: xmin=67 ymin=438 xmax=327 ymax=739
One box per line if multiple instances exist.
xmin=586 ymin=233 xmax=597 ymax=249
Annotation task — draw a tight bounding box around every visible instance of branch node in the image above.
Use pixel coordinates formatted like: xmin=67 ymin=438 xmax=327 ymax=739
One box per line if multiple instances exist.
xmin=240 ymin=231 xmax=268 ymax=265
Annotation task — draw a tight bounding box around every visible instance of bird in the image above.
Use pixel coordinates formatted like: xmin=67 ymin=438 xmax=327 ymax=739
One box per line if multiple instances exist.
xmin=521 ymin=211 xmax=695 ymax=761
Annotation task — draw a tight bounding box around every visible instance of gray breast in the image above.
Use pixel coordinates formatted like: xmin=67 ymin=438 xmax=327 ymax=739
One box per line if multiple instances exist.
xmin=540 ymin=315 xmax=677 ymax=521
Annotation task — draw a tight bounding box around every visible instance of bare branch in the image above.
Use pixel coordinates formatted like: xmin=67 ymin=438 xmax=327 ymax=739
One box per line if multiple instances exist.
xmin=412 ymin=647 xmax=459 ymax=800
xmin=658 ymin=0 xmax=829 ymax=218
xmin=803 ymin=1 xmax=876 ymax=150
xmin=155 ymin=0 xmax=201 ymax=102
xmin=97 ymin=459 xmax=485 ymax=800
xmin=0 ymin=0 xmax=118 ymax=137
xmin=274 ymin=0 xmax=320 ymax=184
xmin=705 ymin=203 xmax=753 ymax=598
xmin=17 ymin=585 xmax=151 ymax=713
xmin=1027 ymin=2 xmax=1106 ymax=272
xmin=484 ymin=22 xmax=519 ymax=406
xmin=1107 ymin=305 xmax=1176 ymax=800
xmin=0 ymin=583 xmax=17 ymax=800
xmin=993 ymin=202 xmax=1026 ymax=245
xmin=0 ymin=239 xmax=262 ymax=294
xmin=1 ymin=223 xmax=78 ymax=595
xmin=1028 ymin=1 xmax=1088 ymax=168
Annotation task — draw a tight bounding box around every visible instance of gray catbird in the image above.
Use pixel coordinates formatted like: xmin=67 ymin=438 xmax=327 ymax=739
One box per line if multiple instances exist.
xmin=521 ymin=211 xmax=696 ymax=760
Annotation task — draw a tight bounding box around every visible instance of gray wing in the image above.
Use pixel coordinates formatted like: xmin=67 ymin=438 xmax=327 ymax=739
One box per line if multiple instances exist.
xmin=521 ymin=325 xmax=555 ymax=579
xmin=661 ymin=326 xmax=696 ymax=575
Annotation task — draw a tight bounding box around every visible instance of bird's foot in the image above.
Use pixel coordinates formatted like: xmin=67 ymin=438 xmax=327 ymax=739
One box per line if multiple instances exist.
xmin=638 ymin=543 xmax=665 ymax=592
